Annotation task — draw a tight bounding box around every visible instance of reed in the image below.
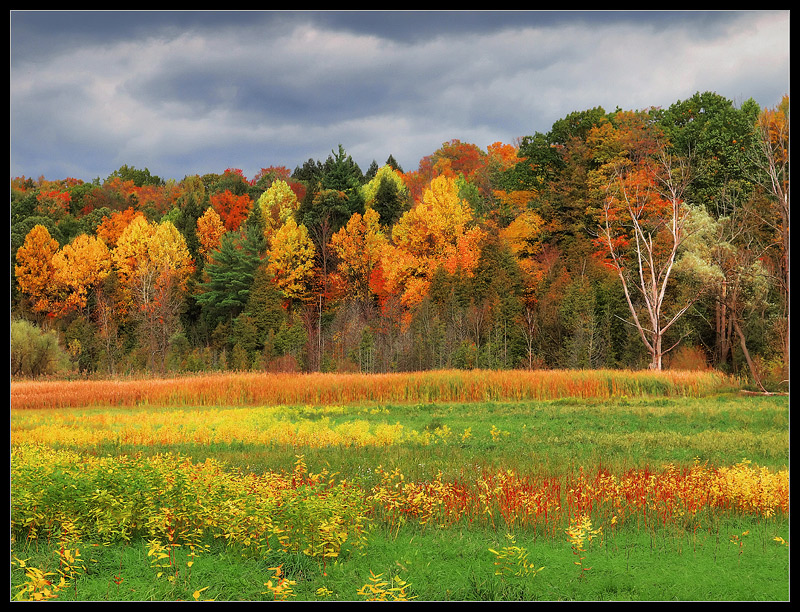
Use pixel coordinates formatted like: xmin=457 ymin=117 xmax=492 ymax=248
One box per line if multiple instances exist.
xmin=11 ymin=368 xmax=739 ymax=410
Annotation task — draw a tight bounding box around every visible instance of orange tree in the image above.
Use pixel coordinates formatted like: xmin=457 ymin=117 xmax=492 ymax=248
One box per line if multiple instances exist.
xmin=330 ymin=208 xmax=388 ymax=306
xmin=14 ymin=224 xmax=61 ymax=320
xmin=196 ymin=207 xmax=227 ymax=261
xmin=381 ymin=174 xmax=485 ymax=325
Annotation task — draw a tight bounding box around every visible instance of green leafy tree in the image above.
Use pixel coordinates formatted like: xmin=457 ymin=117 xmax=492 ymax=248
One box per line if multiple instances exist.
xmin=362 ymin=165 xmax=411 ymax=227
xmin=171 ymin=189 xmax=208 ymax=266
xmin=658 ymin=91 xmax=761 ymax=217
xmin=196 ymin=224 xmax=265 ymax=328
xmin=11 ymin=189 xmax=38 ymax=226
xmin=107 ymin=164 xmax=164 ymax=187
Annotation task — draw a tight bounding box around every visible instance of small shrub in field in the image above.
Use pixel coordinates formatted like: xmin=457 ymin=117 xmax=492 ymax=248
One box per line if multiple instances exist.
xmin=356 ymin=570 xmax=416 ymax=601
xmin=489 ymin=533 xmax=544 ymax=578
xmin=565 ymin=516 xmax=602 ymax=580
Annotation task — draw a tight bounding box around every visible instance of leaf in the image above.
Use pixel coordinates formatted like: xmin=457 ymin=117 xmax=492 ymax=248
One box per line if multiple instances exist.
xmin=193 ymin=587 xmax=210 ymax=600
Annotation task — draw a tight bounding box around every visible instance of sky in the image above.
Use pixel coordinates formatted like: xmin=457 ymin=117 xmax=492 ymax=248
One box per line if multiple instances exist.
xmin=10 ymin=10 xmax=790 ymax=184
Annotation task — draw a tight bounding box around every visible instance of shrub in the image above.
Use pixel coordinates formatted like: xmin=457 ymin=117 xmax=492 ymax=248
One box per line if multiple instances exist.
xmin=10 ymin=319 xmax=70 ymax=378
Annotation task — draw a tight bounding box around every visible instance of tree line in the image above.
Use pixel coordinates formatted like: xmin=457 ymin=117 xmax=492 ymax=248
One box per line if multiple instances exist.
xmin=10 ymin=91 xmax=789 ymax=390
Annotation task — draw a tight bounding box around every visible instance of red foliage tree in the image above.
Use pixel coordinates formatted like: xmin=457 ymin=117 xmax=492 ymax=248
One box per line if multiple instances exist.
xmin=210 ymin=189 xmax=253 ymax=231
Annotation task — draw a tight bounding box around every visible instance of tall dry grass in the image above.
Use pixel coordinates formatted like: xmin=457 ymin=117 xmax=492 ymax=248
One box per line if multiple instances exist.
xmin=10 ymin=369 xmax=740 ymax=411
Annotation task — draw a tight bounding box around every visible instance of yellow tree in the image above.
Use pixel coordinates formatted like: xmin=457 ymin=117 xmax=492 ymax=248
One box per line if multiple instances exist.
xmin=15 ymin=225 xmax=60 ymax=319
xmin=257 ymin=179 xmax=299 ymax=244
xmin=330 ymin=207 xmax=388 ymax=304
xmin=113 ymin=216 xmax=194 ymax=371
xmin=51 ymin=233 xmax=112 ymax=318
xmin=266 ymin=217 xmax=316 ymax=305
xmin=382 ymin=174 xmax=485 ymax=318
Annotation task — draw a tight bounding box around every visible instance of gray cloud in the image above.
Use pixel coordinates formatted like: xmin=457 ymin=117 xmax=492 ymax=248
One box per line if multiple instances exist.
xmin=10 ymin=10 xmax=789 ymax=183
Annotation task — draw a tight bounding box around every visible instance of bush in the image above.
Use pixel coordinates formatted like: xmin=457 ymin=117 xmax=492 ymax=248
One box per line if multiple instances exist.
xmin=10 ymin=319 xmax=70 ymax=378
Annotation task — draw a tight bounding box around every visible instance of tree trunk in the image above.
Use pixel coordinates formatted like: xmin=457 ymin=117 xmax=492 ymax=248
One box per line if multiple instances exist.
xmin=731 ymin=314 xmax=767 ymax=393
xmin=714 ymin=284 xmax=734 ymax=368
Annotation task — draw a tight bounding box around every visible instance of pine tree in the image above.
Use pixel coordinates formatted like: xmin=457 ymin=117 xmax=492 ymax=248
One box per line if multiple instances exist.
xmin=195 ymin=224 xmax=264 ymax=328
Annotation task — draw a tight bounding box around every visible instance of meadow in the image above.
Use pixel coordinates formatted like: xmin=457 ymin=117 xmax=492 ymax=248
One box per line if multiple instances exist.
xmin=10 ymin=369 xmax=790 ymax=601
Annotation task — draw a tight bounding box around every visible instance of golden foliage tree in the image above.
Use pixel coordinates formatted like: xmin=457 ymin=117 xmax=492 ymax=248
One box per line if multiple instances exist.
xmin=196 ymin=207 xmax=227 ymax=260
xmin=15 ymin=225 xmax=60 ymax=318
xmin=382 ymin=174 xmax=485 ymax=315
xmin=112 ymin=217 xmax=194 ymax=371
xmin=257 ymin=179 xmax=299 ymax=244
xmin=330 ymin=207 xmax=388 ymax=302
xmin=51 ymin=233 xmax=112 ymax=317
xmin=266 ymin=217 xmax=316 ymax=304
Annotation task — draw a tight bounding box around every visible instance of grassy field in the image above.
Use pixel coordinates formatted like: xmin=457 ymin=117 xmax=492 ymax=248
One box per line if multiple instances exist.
xmin=10 ymin=369 xmax=789 ymax=601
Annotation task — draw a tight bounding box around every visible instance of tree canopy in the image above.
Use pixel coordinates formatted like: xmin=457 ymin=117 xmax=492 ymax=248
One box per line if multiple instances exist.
xmin=10 ymin=92 xmax=788 ymax=388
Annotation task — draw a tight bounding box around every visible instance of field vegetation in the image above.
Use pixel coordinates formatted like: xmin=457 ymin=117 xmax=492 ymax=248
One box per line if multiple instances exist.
xmin=10 ymin=369 xmax=789 ymax=601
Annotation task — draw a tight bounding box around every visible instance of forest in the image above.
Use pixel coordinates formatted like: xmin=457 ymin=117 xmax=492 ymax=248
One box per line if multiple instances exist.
xmin=10 ymin=91 xmax=789 ymax=391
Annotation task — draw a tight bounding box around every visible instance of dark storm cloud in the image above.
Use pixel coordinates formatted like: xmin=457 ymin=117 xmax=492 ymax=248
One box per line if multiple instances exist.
xmin=10 ymin=10 xmax=789 ymax=183
xmin=13 ymin=10 xmax=738 ymax=58
xmin=275 ymin=10 xmax=749 ymax=43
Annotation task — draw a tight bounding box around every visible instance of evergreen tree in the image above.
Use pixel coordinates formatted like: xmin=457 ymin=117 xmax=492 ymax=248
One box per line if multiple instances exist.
xmin=373 ymin=173 xmax=409 ymax=227
xmin=195 ymin=224 xmax=264 ymax=329
xmin=385 ymin=154 xmax=403 ymax=173
xmin=322 ymin=144 xmax=365 ymax=190
xmin=365 ymin=160 xmax=380 ymax=182
xmin=243 ymin=264 xmax=287 ymax=348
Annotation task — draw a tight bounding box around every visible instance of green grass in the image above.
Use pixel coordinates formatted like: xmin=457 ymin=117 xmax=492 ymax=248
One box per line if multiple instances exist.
xmin=10 ymin=392 xmax=790 ymax=601
xmin=11 ymin=518 xmax=790 ymax=601
xmin=45 ymin=392 xmax=787 ymax=479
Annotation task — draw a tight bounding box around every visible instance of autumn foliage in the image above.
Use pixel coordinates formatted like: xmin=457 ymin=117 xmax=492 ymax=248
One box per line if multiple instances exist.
xmin=382 ymin=174 xmax=485 ymax=314
xmin=9 ymin=93 xmax=790 ymax=384
xmin=51 ymin=234 xmax=111 ymax=317
xmin=15 ymin=225 xmax=61 ymax=316
xmin=210 ymin=189 xmax=252 ymax=231
xmin=196 ymin=207 xmax=227 ymax=260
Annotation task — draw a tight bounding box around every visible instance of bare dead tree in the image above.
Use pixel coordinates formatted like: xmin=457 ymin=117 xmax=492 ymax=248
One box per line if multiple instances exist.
xmin=597 ymin=146 xmax=702 ymax=370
